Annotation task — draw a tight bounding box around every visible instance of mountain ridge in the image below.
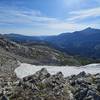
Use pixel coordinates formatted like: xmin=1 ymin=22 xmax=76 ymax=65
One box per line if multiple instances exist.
xmin=0 ymin=35 xmax=85 ymax=66
xmin=3 ymin=27 xmax=100 ymax=60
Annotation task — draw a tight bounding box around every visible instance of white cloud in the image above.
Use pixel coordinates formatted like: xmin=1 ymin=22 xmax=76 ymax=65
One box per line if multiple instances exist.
xmin=46 ymin=21 xmax=86 ymax=32
xmin=63 ymin=0 xmax=86 ymax=9
xmin=0 ymin=7 xmax=58 ymax=25
xmin=0 ymin=6 xmax=99 ymax=35
xmin=68 ymin=7 xmax=100 ymax=21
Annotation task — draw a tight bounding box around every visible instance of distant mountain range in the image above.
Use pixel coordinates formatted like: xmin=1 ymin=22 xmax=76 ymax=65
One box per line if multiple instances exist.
xmin=1 ymin=34 xmax=85 ymax=66
xmin=3 ymin=27 xmax=100 ymax=60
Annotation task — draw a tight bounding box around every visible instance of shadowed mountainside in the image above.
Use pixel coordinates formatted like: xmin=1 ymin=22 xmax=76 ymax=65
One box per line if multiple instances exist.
xmin=4 ymin=27 xmax=100 ymax=60
xmin=0 ymin=35 xmax=83 ymax=66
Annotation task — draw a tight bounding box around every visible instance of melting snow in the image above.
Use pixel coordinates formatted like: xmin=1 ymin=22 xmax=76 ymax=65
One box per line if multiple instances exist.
xmin=15 ymin=63 xmax=100 ymax=78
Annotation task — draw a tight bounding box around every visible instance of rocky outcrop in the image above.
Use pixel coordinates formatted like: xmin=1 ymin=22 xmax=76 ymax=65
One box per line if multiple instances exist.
xmin=0 ymin=68 xmax=100 ymax=100
xmin=18 ymin=68 xmax=73 ymax=100
xmin=67 ymin=71 xmax=100 ymax=100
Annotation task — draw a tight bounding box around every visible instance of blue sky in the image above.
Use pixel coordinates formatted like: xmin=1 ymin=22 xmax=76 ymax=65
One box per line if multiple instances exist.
xmin=0 ymin=0 xmax=100 ymax=36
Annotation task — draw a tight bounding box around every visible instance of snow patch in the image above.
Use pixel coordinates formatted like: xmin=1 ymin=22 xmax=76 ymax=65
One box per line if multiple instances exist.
xmin=15 ymin=63 xmax=100 ymax=78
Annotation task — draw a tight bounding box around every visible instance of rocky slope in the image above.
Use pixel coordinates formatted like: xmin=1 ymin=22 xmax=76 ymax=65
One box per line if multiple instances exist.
xmin=0 ymin=34 xmax=82 ymax=89
xmin=0 ymin=34 xmax=82 ymax=66
xmin=0 ymin=68 xmax=100 ymax=100
xmin=5 ymin=28 xmax=100 ymax=59
xmin=0 ymin=33 xmax=100 ymax=100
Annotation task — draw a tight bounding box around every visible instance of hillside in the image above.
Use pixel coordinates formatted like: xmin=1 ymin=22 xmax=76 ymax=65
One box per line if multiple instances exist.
xmin=0 ymin=31 xmax=100 ymax=100
xmin=44 ymin=27 xmax=100 ymax=59
xmin=4 ymin=28 xmax=100 ymax=60
xmin=0 ymin=35 xmax=82 ymax=66
xmin=1 ymin=67 xmax=100 ymax=100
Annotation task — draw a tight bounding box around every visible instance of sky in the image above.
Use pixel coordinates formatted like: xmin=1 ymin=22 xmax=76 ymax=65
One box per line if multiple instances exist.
xmin=0 ymin=0 xmax=100 ymax=36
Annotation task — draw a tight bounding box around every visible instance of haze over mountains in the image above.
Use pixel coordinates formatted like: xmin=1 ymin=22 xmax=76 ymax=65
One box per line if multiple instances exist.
xmin=4 ymin=27 xmax=100 ymax=60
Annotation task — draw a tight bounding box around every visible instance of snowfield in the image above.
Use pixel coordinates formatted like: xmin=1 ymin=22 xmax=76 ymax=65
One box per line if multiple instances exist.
xmin=15 ymin=63 xmax=100 ymax=78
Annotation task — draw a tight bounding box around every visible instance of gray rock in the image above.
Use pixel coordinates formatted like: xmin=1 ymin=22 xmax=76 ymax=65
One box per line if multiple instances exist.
xmin=75 ymin=88 xmax=88 ymax=100
xmin=1 ymin=95 xmax=9 ymax=100
xmin=77 ymin=71 xmax=86 ymax=77
xmin=97 ymin=84 xmax=100 ymax=92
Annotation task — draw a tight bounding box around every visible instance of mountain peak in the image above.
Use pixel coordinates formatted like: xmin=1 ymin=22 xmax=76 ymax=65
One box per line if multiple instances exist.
xmin=79 ymin=27 xmax=100 ymax=35
xmin=82 ymin=27 xmax=94 ymax=31
xmin=85 ymin=27 xmax=92 ymax=30
xmin=82 ymin=27 xmax=100 ymax=31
